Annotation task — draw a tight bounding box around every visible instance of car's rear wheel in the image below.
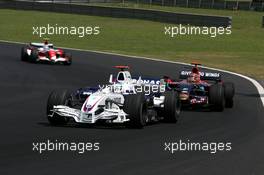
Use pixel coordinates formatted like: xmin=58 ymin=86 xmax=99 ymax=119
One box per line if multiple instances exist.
xmin=64 ymin=52 xmax=72 ymax=65
xmin=123 ymin=93 xmax=147 ymax=129
xmin=163 ymin=91 xmax=181 ymax=123
xmin=209 ymin=84 xmax=225 ymax=111
xmin=223 ymin=82 xmax=235 ymax=108
xmin=47 ymin=89 xmax=71 ymax=125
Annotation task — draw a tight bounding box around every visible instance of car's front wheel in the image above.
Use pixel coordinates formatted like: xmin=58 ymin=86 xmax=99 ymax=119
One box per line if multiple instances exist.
xmin=21 ymin=46 xmax=28 ymax=61
xmin=162 ymin=91 xmax=181 ymax=123
xmin=47 ymin=89 xmax=72 ymax=125
xmin=209 ymin=84 xmax=225 ymax=111
xmin=123 ymin=93 xmax=147 ymax=129
xmin=223 ymin=82 xmax=235 ymax=108
xmin=29 ymin=49 xmax=38 ymax=63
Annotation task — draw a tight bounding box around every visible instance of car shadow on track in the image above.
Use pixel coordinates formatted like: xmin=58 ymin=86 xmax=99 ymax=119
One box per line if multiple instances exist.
xmin=37 ymin=121 xmax=164 ymax=130
xmin=181 ymin=106 xmax=213 ymax=113
xmin=38 ymin=122 xmax=130 ymax=130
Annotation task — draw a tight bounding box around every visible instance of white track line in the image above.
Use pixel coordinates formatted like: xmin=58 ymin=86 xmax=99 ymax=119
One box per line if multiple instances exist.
xmin=1 ymin=39 xmax=263 ymax=107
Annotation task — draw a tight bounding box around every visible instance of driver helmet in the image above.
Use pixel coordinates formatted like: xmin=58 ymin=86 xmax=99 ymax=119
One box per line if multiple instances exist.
xmin=187 ymin=67 xmax=201 ymax=83
xmin=43 ymin=40 xmax=49 ymax=51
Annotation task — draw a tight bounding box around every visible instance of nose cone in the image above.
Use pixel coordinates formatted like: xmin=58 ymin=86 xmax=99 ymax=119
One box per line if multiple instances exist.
xmin=180 ymin=92 xmax=189 ymax=100
xmin=82 ymin=94 xmax=102 ymax=112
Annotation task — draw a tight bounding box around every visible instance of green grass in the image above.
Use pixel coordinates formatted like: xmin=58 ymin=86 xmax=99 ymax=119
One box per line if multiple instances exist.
xmin=0 ymin=8 xmax=263 ymax=78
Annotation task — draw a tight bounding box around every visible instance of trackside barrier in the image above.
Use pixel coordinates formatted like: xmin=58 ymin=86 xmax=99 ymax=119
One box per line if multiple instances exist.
xmin=0 ymin=0 xmax=232 ymax=27
xmin=3 ymin=0 xmax=263 ymax=11
xmin=262 ymin=16 xmax=264 ymax=28
xmin=125 ymin=0 xmax=264 ymax=11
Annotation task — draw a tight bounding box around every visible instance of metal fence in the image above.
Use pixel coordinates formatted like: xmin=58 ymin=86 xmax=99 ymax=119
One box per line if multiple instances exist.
xmin=126 ymin=0 xmax=264 ymax=11
xmin=16 ymin=0 xmax=264 ymax=11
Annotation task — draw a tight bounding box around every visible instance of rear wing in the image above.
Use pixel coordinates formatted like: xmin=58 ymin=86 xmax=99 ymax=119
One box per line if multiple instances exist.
xmin=179 ymin=70 xmax=221 ymax=82
xmin=30 ymin=42 xmax=53 ymax=48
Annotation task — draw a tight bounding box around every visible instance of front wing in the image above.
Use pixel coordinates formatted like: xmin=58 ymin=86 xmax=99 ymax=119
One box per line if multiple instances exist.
xmin=49 ymin=105 xmax=129 ymax=124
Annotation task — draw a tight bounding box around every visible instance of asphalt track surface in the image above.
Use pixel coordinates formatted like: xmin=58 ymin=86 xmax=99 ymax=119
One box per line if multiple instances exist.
xmin=0 ymin=41 xmax=263 ymax=175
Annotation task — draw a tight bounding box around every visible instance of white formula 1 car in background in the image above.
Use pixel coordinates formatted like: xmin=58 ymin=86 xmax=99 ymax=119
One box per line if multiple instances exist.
xmin=47 ymin=66 xmax=181 ymax=128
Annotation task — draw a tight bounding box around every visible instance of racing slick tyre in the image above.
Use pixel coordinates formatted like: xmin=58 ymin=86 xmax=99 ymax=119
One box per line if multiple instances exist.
xmin=21 ymin=46 xmax=28 ymax=61
xmin=29 ymin=49 xmax=38 ymax=63
xmin=123 ymin=93 xmax=147 ymax=129
xmin=64 ymin=52 xmax=72 ymax=65
xmin=47 ymin=89 xmax=71 ymax=125
xmin=163 ymin=91 xmax=181 ymax=123
xmin=223 ymin=82 xmax=235 ymax=108
xmin=209 ymin=84 xmax=225 ymax=111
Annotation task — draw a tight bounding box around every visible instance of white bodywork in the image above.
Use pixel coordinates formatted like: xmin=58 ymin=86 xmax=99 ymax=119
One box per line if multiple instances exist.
xmin=31 ymin=42 xmax=54 ymax=48
xmin=50 ymin=88 xmax=129 ymax=123
xmin=49 ymin=70 xmax=165 ymax=124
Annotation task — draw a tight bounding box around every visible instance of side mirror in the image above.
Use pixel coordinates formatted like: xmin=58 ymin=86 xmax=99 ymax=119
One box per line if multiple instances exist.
xmin=160 ymin=79 xmax=165 ymax=85
xmin=109 ymin=74 xmax=113 ymax=84
xmin=137 ymin=76 xmax=142 ymax=85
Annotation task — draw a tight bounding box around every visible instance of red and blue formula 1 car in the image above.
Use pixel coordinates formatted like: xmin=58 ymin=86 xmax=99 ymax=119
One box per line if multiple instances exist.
xmin=21 ymin=40 xmax=72 ymax=65
xmin=161 ymin=63 xmax=235 ymax=111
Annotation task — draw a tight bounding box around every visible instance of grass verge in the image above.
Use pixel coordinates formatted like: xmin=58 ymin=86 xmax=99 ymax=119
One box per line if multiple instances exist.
xmin=0 ymin=9 xmax=263 ymax=78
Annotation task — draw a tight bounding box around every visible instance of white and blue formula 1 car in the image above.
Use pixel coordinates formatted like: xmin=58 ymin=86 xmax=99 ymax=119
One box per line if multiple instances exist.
xmin=47 ymin=66 xmax=181 ymax=128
